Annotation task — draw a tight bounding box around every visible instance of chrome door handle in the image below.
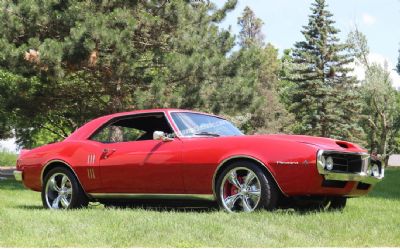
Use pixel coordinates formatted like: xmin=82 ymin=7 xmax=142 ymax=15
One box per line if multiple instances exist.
xmin=101 ymin=148 xmax=116 ymax=159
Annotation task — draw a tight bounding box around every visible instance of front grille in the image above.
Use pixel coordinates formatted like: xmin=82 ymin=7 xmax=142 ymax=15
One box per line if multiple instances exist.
xmin=328 ymin=153 xmax=364 ymax=173
xmin=357 ymin=182 xmax=371 ymax=190
xmin=322 ymin=179 xmax=347 ymax=188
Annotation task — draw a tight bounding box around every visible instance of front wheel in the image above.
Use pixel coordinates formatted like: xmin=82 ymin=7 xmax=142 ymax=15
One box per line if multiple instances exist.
xmin=329 ymin=197 xmax=347 ymax=211
xmin=41 ymin=167 xmax=88 ymax=209
xmin=294 ymin=197 xmax=347 ymax=212
xmin=216 ymin=161 xmax=278 ymax=212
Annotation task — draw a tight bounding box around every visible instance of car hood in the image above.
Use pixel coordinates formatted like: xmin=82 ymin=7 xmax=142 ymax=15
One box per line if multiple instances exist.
xmin=251 ymin=134 xmax=367 ymax=153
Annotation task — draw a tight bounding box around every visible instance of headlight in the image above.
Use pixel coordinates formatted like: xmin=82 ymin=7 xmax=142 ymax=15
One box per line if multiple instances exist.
xmin=320 ymin=155 xmax=326 ymax=167
xmin=325 ymin=156 xmax=334 ymax=170
xmin=371 ymin=164 xmax=380 ymax=177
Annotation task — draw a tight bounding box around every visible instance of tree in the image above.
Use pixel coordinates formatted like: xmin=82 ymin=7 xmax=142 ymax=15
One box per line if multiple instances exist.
xmin=215 ymin=44 xmax=292 ymax=134
xmin=0 ymin=70 xmax=18 ymax=139
xmin=237 ymin=6 xmax=264 ymax=48
xmin=397 ymin=48 xmax=400 ymax=74
xmin=348 ymin=29 xmax=400 ymax=160
xmin=213 ymin=6 xmax=291 ymax=134
xmin=0 ymin=0 xmax=239 ymax=147
xmin=361 ymin=63 xmax=400 ymax=160
xmin=347 ymin=27 xmax=370 ymax=69
xmin=288 ymin=0 xmax=363 ymax=141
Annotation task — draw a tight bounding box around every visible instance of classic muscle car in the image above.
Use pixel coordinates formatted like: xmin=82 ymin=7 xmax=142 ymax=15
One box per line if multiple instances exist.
xmin=14 ymin=109 xmax=384 ymax=212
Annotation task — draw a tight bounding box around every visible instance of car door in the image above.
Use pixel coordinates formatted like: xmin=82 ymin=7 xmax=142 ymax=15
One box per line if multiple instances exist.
xmin=90 ymin=113 xmax=184 ymax=194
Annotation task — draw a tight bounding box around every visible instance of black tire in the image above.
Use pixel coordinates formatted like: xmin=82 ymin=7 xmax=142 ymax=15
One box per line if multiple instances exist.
xmin=41 ymin=167 xmax=88 ymax=209
xmin=216 ymin=160 xmax=278 ymax=212
xmin=293 ymin=198 xmax=330 ymax=212
xmin=328 ymin=197 xmax=347 ymax=211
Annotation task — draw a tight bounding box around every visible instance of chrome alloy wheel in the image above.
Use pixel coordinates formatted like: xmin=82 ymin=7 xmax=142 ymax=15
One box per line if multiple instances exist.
xmin=45 ymin=173 xmax=73 ymax=209
xmin=220 ymin=167 xmax=261 ymax=212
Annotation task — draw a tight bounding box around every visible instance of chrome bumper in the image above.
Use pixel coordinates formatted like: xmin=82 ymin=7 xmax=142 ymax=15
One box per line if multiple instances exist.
xmin=322 ymin=171 xmax=384 ymax=184
xmin=13 ymin=170 xmax=23 ymax=182
xmin=317 ymin=150 xmax=384 ymax=185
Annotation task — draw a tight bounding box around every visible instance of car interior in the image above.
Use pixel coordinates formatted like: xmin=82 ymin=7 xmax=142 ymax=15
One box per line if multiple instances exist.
xmin=91 ymin=113 xmax=174 ymax=143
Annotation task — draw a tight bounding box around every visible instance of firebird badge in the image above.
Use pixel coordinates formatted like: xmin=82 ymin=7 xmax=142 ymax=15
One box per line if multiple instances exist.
xmin=276 ymin=160 xmax=309 ymax=166
xmin=276 ymin=161 xmax=299 ymax=165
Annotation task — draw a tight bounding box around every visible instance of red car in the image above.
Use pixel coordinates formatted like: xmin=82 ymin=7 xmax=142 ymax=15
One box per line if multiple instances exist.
xmin=14 ymin=109 xmax=384 ymax=212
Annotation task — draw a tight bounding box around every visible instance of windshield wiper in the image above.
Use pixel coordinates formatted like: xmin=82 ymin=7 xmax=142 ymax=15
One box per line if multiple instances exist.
xmin=194 ymin=131 xmax=220 ymax=137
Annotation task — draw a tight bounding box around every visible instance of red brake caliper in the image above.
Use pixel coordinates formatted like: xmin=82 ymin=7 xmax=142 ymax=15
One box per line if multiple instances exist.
xmin=223 ymin=176 xmax=243 ymax=199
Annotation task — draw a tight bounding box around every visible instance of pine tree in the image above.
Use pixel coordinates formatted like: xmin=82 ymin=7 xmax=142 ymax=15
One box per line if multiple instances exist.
xmin=289 ymin=0 xmax=363 ymax=141
xmin=237 ymin=7 xmax=264 ymax=48
xmin=0 ymin=0 xmax=239 ymax=147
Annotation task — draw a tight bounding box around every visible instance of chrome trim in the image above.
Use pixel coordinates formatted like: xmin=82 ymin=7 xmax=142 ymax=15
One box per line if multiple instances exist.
xmin=166 ymin=111 xmax=183 ymax=137
xmin=211 ymin=155 xmax=287 ymax=198
xmin=89 ymin=193 xmax=215 ymax=201
xmin=323 ymin=171 xmax=383 ymax=184
xmin=153 ymin=130 xmax=174 ymax=142
xmin=14 ymin=170 xmax=23 ymax=182
xmin=316 ymin=150 xmax=384 ymax=184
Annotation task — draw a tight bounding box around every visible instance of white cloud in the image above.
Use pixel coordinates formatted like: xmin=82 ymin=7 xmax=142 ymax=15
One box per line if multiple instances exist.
xmin=362 ymin=13 xmax=376 ymax=25
xmin=351 ymin=53 xmax=400 ymax=90
xmin=391 ymin=70 xmax=400 ymax=90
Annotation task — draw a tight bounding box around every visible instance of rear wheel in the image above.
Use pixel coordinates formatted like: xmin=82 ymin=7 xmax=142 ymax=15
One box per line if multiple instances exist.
xmin=42 ymin=167 xmax=88 ymax=209
xmin=216 ymin=161 xmax=278 ymax=212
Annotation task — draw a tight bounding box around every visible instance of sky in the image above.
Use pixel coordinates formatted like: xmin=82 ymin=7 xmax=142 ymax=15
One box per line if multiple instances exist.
xmin=217 ymin=0 xmax=400 ymax=88
xmin=1 ymin=0 xmax=400 ymax=152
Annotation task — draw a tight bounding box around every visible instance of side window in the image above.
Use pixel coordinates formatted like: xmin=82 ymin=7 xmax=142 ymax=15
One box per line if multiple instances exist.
xmin=90 ymin=113 xmax=173 ymax=143
xmin=91 ymin=125 xmax=145 ymax=143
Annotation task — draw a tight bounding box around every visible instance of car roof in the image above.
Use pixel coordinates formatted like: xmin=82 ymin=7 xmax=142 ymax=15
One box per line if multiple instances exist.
xmin=99 ymin=108 xmax=211 ymax=119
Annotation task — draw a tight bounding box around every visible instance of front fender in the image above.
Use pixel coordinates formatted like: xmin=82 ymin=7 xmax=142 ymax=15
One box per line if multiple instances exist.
xmin=214 ymin=138 xmax=320 ymax=196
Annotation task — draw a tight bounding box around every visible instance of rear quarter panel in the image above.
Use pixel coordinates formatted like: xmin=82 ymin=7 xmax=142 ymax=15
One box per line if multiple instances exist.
xmin=18 ymin=141 xmax=103 ymax=192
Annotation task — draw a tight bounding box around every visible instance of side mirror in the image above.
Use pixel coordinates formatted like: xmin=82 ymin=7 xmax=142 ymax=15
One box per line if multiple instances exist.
xmin=153 ymin=131 xmax=174 ymax=142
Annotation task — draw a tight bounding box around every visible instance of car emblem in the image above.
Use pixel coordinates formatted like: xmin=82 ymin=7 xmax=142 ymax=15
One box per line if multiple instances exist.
xmin=276 ymin=161 xmax=299 ymax=165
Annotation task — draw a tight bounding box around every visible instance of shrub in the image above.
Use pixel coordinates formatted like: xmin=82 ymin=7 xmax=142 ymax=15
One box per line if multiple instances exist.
xmin=0 ymin=148 xmax=17 ymax=167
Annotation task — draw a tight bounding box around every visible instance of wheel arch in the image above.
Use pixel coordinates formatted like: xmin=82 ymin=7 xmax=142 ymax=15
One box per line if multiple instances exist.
xmin=212 ymin=155 xmax=287 ymax=198
xmin=41 ymin=160 xmax=87 ymax=195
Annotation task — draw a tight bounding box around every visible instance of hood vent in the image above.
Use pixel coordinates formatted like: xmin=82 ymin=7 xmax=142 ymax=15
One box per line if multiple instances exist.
xmin=336 ymin=141 xmax=350 ymax=149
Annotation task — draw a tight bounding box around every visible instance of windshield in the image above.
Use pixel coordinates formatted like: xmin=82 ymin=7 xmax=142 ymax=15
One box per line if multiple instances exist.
xmin=171 ymin=112 xmax=243 ymax=137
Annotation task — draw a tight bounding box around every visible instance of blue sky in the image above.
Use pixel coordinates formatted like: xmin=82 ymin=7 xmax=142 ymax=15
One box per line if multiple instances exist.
xmin=218 ymin=0 xmax=400 ymax=74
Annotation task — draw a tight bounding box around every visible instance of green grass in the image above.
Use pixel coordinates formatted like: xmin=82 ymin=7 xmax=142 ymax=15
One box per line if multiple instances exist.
xmin=0 ymin=169 xmax=399 ymax=247
xmin=0 ymin=148 xmax=18 ymax=167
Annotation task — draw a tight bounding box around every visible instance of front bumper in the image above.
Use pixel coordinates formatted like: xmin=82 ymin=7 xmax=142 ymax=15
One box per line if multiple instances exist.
xmin=14 ymin=170 xmax=23 ymax=182
xmin=317 ymin=150 xmax=384 ymax=185
xmin=322 ymin=171 xmax=383 ymax=184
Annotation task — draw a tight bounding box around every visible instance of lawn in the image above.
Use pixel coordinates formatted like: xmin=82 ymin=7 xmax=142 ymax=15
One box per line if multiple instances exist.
xmin=0 ymin=169 xmax=399 ymax=247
